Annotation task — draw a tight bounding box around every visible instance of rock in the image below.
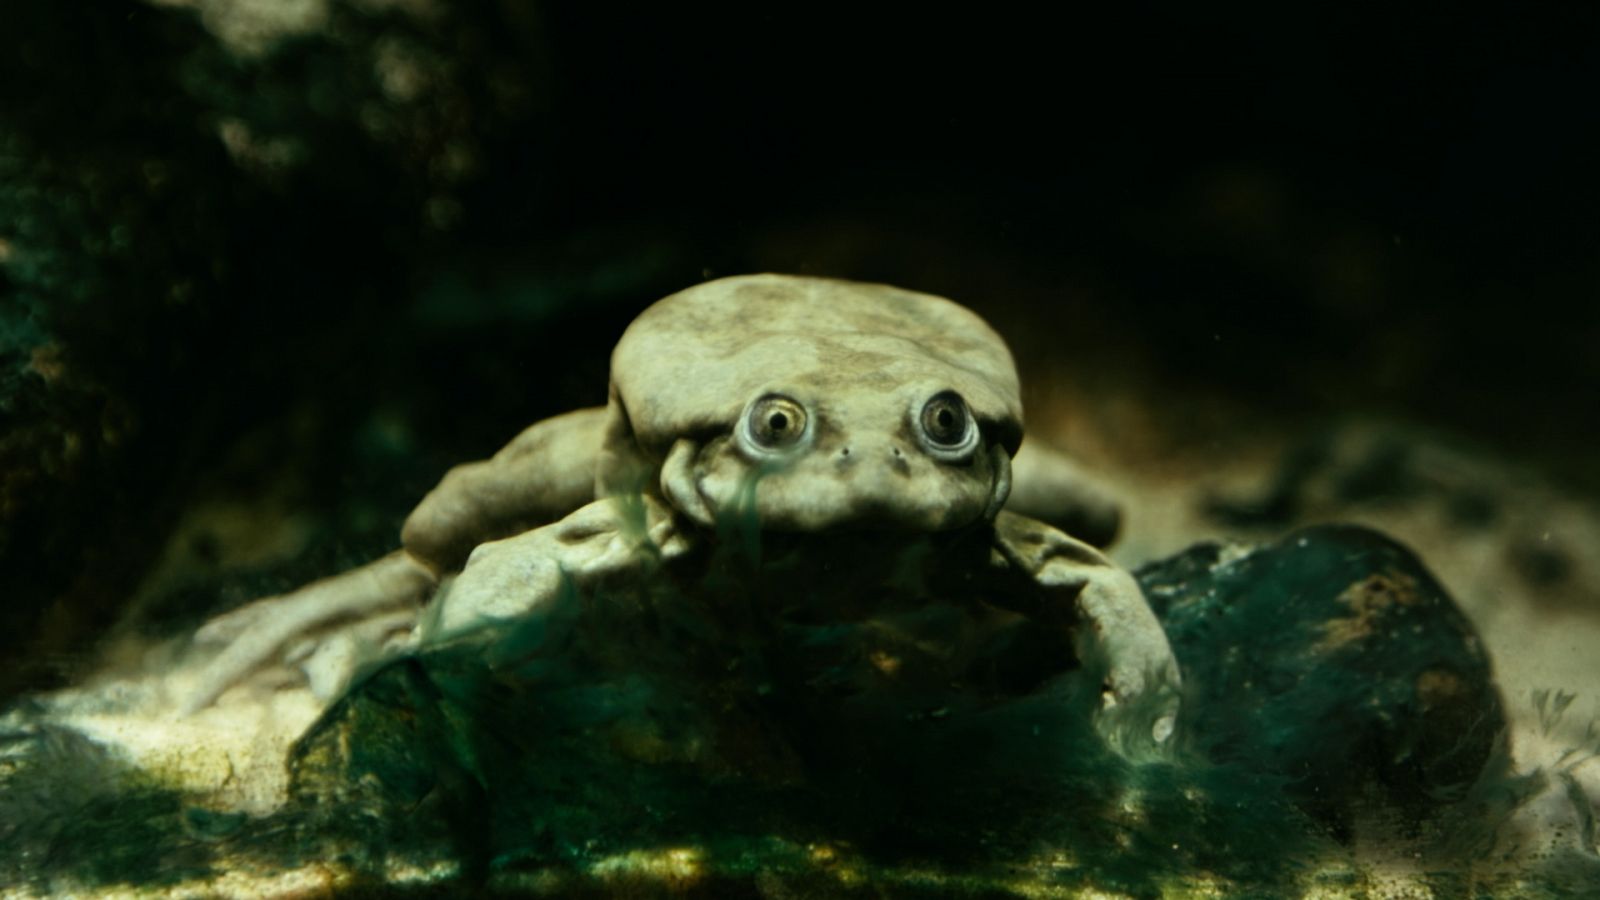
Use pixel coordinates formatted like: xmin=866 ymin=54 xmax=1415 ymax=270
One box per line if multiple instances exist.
xmin=0 ymin=526 xmax=1522 ymax=896
xmin=1140 ymin=523 xmax=1507 ymax=834
xmin=1202 ymin=422 xmax=1507 ymax=532
xmin=270 ymin=525 xmax=1506 ymax=893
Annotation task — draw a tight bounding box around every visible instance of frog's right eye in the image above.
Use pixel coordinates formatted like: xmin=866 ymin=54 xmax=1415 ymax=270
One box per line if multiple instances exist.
xmin=740 ymin=394 xmax=810 ymax=455
xmin=913 ymin=390 xmax=980 ymax=463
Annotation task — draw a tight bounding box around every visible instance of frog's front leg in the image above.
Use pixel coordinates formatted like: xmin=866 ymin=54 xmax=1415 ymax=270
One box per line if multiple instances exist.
xmin=402 ymin=406 xmax=609 ymax=573
xmin=430 ymin=493 xmax=692 ymax=641
xmin=183 ymin=407 xmax=609 ymax=712
xmin=989 ymin=510 xmax=1180 ymax=744
xmin=1004 ymin=441 xmax=1124 ymax=549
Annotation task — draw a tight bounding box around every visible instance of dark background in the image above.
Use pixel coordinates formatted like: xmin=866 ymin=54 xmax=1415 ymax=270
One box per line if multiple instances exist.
xmin=2 ymin=2 xmax=1596 ymax=697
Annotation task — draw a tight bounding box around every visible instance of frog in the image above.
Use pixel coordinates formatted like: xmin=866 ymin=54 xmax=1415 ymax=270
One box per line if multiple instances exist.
xmin=185 ymin=274 xmax=1180 ymax=741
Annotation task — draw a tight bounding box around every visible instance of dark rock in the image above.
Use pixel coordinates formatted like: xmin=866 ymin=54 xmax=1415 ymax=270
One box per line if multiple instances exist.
xmin=1140 ymin=523 xmax=1507 ymax=834
xmin=1203 ymin=425 xmax=1508 ymax=534
xmin=1203 ymin=440 xmax=1330 ymax=528
xmin=1508 ymin=536 xmax=1573 ymax=587
xmin=1330 ymin=437 xmax=1422 ymax=504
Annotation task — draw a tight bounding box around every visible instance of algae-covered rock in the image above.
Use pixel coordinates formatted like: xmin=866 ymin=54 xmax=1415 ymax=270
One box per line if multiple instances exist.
xmin=0 ymin=526 xmax=1517 ymax=896
xmin=1142 ymin=524 xmax=1506 ymax=834
xmin=268 ymin=524 xmax=1504 ymax=895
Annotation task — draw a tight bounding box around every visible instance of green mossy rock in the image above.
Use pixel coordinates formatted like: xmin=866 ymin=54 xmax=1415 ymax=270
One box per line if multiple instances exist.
xmin=0 ymin=526 xmax=1514 ymax=896
xmin=1143 ymin=524 xmax=1507 ymax=835
xmin=270 ymin=524 xmax=1503 ymax=895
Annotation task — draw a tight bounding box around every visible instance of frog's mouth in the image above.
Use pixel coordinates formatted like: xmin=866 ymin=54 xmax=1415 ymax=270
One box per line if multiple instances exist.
xmin=660 ymin=438 xmax=1013 ymax=533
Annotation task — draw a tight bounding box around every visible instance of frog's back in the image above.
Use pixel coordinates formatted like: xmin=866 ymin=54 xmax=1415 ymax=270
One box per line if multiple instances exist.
xmin=612 ymin=274 xmax=1023 ymax=453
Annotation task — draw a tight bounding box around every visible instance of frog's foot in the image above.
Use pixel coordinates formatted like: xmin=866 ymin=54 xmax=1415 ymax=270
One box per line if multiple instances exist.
xmin=1078 ymin=563 xmax=1182 ymax=727
xmin=181 ymin=550 xmax=434 ymax=714
xmin=430 ymin=493 xmax=692 ymax=641
xmin=1084 ymin=577 xmax=1183 ymax=749
xmin=992 ymin=511 xmax=1181 ymax=745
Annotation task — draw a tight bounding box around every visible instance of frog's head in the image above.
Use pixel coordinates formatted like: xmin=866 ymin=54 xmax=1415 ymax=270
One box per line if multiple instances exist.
xmin=601 ymin=275 xmax=1025 ymax=533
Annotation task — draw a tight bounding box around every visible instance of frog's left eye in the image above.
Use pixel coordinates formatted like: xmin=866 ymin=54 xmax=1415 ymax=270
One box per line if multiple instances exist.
xmin=916 ymin=391 xmax=979 ymax=461
xmin=740 ymin=394 xmax=810 ymax=456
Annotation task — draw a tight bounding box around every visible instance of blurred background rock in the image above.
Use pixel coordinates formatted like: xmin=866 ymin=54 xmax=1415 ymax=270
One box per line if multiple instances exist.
xmin=2 ymin=1 xmax=1597 ymax=713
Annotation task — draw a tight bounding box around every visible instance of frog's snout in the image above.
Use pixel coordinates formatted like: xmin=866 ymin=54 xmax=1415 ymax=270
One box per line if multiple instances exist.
xmin=831 ymin=440 xmax=914 ymax=479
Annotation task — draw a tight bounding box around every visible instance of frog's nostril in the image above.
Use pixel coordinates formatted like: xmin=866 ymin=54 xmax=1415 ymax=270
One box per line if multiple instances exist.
xmin=887 ymin=445 xmax=911 ymax=476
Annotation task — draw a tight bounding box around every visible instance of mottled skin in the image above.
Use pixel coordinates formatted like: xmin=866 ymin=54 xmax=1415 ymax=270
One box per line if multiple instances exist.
xmin=189 ymin=275 xmax=1178 ymax=738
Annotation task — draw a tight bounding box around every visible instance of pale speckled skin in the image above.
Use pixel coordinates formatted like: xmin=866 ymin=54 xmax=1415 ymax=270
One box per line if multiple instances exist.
xmin=187 ymin=274 xmax=1178 ymax=740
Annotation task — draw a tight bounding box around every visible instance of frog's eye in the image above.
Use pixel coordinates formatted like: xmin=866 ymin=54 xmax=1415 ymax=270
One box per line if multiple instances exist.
xmin=916 ymin=391 xmax=979 ymax=461
xmin=741 ymin=394 xmax=810 ymax=454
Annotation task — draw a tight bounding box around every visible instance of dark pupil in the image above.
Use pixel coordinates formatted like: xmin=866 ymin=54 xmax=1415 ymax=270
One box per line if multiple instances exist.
xmin=935 ymin=408 xmax=954 ymax=430
xmin=768 ymin=411 xmax=789 ymax=432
